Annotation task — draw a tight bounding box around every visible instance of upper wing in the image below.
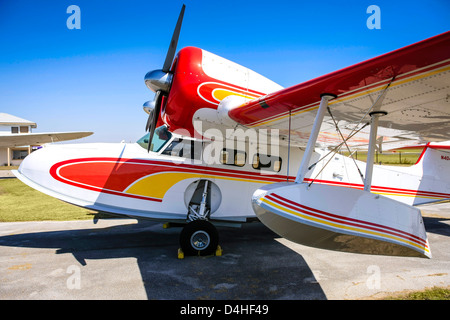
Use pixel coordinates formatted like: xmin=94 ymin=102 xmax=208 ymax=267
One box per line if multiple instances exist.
xmin=0 ymin=132 xmax=93 ymax=147
xmin=228 ymin=31 xmax=450 ymax=150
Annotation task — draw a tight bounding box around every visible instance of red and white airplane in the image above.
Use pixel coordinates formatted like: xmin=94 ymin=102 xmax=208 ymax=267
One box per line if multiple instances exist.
xmin=14 ymin=5 xmax=450 ymax=258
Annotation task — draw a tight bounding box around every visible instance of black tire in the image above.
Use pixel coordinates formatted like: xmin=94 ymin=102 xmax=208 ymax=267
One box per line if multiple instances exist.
xmin=180 ymin=220 xmax=219 ymax=256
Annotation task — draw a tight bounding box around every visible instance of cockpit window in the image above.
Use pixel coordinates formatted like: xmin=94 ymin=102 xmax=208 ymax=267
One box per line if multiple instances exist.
xmin=137 ymin=126 xmax=172 ymax=152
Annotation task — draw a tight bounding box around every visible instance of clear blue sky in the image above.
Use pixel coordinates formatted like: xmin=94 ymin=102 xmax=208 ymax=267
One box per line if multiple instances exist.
xmin=0 ymin=0 xmax=448 ymax=143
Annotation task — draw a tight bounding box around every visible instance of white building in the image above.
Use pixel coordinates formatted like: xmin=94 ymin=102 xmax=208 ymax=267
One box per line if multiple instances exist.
xmin=0 ymin=113 xmax=93 ymax=166
xmin=0 ymin=113 xmax=37 ymax=166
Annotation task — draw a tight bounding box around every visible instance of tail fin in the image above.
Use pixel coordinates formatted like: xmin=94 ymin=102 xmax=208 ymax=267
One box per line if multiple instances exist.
xmin=414 ymin=142 xmax=450 ymax=203
xmin=416 ymin=142 xmax=450 ymax=165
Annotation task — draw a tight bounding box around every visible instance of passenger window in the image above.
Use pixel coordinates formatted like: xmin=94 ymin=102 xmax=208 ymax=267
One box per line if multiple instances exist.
xmin=161 ymin=139 xmax=182 ymax=157
xmin=220 ymin=149 xmax=246 ymax=167
xmin=161 ymin=138 xmax=203 ymax=160
xmin=252 ymin=154 xmax=282 ymax=172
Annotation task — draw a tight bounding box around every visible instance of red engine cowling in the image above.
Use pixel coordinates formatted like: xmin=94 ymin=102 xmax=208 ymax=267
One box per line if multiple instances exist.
xmin=163 ymin=47 xmax=207 ymax=137
xmin=152 ymin=46 xmax=282 ymax=137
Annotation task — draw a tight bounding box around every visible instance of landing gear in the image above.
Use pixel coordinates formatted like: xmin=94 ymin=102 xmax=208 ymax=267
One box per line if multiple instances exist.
xmin=177 ymin=179 xmax=223 ymax=258
xmin=179 ymin=220 xmax=219 ymax=256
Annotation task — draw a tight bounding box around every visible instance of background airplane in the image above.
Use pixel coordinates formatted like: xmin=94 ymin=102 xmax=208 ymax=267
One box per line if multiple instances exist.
xmin=0 ymin=112 xmax=92 ymax=166
xmin=0 ymin=132 xmax=93 ymax=148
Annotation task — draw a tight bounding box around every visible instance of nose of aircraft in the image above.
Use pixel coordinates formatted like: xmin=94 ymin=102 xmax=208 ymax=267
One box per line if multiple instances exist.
xmin=13 ymin=144 xmax=65 ymax=195
xmin=13 ymin=142 xmax=131 ymax=203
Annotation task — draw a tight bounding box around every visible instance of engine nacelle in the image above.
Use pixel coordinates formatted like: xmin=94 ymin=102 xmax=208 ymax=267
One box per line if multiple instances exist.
xmin=161 ymin=47 xmax=283 ymax=137
xmin=144 ymin=70 xmax=172 ymax=93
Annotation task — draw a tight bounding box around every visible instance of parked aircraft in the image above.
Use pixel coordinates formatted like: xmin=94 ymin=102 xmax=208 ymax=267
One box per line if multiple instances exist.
xmin=14 ymin=5 xmax=450 ymax=258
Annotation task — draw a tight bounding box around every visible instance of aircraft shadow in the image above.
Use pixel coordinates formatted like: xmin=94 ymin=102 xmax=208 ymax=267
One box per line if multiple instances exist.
xmin=423 ymin=216 xmax=450 ymax=238
xmin=0 ymin=218 xmax=327 ymax=300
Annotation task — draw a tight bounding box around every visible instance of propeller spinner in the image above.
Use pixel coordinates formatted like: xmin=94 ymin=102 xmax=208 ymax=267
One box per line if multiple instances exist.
xmin=143 ymin=4 xmax=186 ymax=151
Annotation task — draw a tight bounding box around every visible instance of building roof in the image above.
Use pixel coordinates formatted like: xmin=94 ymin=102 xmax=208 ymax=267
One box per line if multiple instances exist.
xmin=0 ymin=113 xmax=37 ymax=128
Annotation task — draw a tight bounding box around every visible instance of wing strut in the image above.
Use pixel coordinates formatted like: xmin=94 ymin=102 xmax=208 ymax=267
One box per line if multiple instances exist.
xmin=295 ymin=94 xmax=336 ymax=183
xmin=364 ymin=110 xmax=387 ymax=191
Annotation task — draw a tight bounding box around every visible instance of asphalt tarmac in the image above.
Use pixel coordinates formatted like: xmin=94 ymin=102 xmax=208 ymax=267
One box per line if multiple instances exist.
xmin=0 ymin=202 xmax=449 ymax=300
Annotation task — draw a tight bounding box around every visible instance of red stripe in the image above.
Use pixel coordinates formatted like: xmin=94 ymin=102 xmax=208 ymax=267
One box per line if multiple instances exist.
xmin=266 ymin=193 xmax=428 ymax=248
xmin=50 ymin=170 xmax=163 ymax=203
xmin=303 ymin=178 xmax=450 ymax=199
xmin=50 ymin=157 xmax=291 ymax=185
xmin=49 ymin=158 xmax=294 ymax=201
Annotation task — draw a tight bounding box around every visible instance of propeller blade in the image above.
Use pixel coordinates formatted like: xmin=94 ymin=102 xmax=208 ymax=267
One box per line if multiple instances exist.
xmin=147 ymin=91 xmax=163 ymax=152
xmin=162 ymin=4 xmax=186 ymax=73
xmin=145 ymin=110 xmax=153 ymax=132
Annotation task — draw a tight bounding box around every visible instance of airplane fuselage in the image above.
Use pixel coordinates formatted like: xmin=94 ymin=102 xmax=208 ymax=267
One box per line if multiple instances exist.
xmin=14 ymin=131 xmax=449 ymax=227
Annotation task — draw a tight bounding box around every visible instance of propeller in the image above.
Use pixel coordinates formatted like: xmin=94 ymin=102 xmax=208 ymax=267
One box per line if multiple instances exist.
xmin=144 ymin=91 xmax=162 ymax=152
xmin=143 ymin=4 xmax=186 ymax=152
xmin=162 ymin=4 xmax=185 ymax=73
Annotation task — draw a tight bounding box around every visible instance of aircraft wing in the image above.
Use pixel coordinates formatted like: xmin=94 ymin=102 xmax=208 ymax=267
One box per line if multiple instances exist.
xmin=228 ymin=31 xmax=450 ymax=150
xmin=0 ymin=132 xmax=93 ymax=147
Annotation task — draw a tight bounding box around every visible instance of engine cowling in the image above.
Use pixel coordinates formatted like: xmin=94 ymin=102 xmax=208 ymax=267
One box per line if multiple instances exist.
xmin=161 ymin=46 xmax=283 ymax=137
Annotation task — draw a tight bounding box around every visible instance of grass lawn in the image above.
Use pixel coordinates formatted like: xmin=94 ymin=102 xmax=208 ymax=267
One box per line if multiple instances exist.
xmin=0 ymin=178 xmax=109 ymax=222
xmin=382 ymin=286 xmax=450 ymax=300
xmin=341 ymin=151 xmax=422 ymax=166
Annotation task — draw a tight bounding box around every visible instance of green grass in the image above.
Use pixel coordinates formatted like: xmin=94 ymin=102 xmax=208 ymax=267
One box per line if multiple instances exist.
xmin=341 ymin=151 xmax=421 ymax=166
xmin=383 ymin=287 xmax=450 ymax=300
xmin=0 ymin=178 xmax=109 ymax=222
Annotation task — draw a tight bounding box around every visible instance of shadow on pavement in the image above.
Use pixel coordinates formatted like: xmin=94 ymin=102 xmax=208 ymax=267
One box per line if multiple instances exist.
xmin=0 ymin=218 xmax=327 ymax=300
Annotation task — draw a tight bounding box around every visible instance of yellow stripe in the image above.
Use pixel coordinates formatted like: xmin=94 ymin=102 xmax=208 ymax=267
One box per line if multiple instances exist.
xmin=125 ymin=172 xmax=267 ymax=199
xmin=262 ymin=198 xmax=429 ymax=253
xmin=374 ymin=191 xmax=445 ymax=200
xmin=213 ymin=89 xmax=259 ymax=102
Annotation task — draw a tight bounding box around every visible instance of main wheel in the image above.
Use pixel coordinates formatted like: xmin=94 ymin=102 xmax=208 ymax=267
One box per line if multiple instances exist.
xmin=180 ymin=220 xmax=219 ymax=256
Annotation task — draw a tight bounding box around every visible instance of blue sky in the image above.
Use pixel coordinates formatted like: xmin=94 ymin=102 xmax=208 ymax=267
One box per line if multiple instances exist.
xmin=0 ymin=0 xmax=448 ymax=143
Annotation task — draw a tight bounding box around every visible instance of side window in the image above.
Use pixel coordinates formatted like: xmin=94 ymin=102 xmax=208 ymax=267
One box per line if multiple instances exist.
xmin=161 ymin=138 xmax=186 ymax=157
xmin=161 ymin=138 xmax=203 ymax=160
xmin=252 ymin=154 xmax=282 ymax=172
xmin=220 ymin=149 xmax=246 ymax=167
xmin=136 ymin=126 xmax=172 ymax=152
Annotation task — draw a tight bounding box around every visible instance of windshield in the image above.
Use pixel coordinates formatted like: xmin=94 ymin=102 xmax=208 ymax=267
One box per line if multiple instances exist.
xmin=137 ymin=126 xmax=172 ymax=152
